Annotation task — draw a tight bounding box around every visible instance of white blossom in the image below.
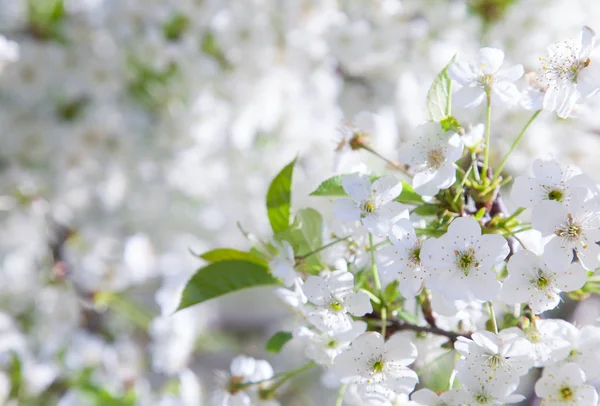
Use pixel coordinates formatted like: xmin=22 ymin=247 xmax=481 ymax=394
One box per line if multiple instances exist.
xmin=421 ymin=217 xmax=509 ymax=301
xmin=500 ymin=249 xmax=587 ymax=314
xmin=302 ymin=270 xmax=372 ymax=333
xmin=398 ymin=122 xmax=463 ymax=197
xmin=532 ymin=192 xmax=600 ymax=270
xmin=449 ymin=47 xmax=523 ymax=108
xmin=455 ymin=328 xmax=534 ymax=388
xmin=334 ymin=173 xmax=408 ymax=237
xmin=534 ymin=363 xmax=598 ymax=406
xmin=540 ymin=26 xmax=600 ymax=118
xmin=376 ymin=219 xmax=429 ymax=298
xmin=332 ymin=332 xmax=418 ymax=394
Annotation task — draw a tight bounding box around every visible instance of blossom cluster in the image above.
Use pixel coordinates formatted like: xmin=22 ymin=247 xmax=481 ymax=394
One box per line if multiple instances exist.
xmin=204 ymin=26 xmax=600 ymax=406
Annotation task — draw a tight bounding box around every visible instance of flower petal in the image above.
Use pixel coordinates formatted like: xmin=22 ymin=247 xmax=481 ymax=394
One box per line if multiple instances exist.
xmin=342 ymin=173 xmax=371 ymax=202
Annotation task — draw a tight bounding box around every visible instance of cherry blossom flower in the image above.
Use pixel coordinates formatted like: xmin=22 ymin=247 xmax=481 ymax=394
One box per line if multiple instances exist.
xmin=500 ymin=249 xmax=587 ymax=314
xmin=421 ymin=217 xmax=509 ymax=301
xmin=398 ymin=122 xmax=463 ymax=197
xmin=522 ymin=319 xmax=575 ymax=368
xmin=540 ymin=26 xmax=600 ymax=118
xmin=376 ymin=219 xmax=429 ymax=298
xmin=449 ymin=47 xmax=523 ymax=108
xmin=333 ymin=173 xmax=408 ymax=237
xmin=332 ymin=332 xmax=418 ymax=394
xmin=443 ymin=372 xmax=524 ymax=405
xmin=532 ymin=192 xmax=600 ymax=270
xmin=455 ymin=328 xmax=534 ymax=388
xmin=556 ymin=325 xmax=600 ymax=381
xmin=302 ymin=270 xmax=372 ymax=333
xmin=510 ymin=159 xmax=593 ymax=210
xmin=534 ymin=363 xmax=598 ymax=406
xmin=293 ymin=320 xmax=366 ymax=366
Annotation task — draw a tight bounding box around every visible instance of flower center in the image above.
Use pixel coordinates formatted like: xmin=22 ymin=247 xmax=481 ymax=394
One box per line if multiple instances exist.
xmin=407 ymin=242 xmax=422 ymax=267
xmin=547 ymin=188 xmax=564 ymax=201
xmin=361 ymin=200 xmax=377 ymax=215
xmin=559 ymin=385 xmax=574 ymax=401
xmin=454 ymin=248 xmax=479 ymax=275
xmin=540 ymin=41 xmax=588 ymax=86
xmin=532 ymin=269 xmax=552 ymax=291
xmin=555 ymin=213 xmax=586 ymax=247
xmin=487 ymin=353 xmax=507 ymax=369
xmin=327 ymin=340 xmax=337 ymax=348
xmin=329 ymin=301 xmax=343 ymax=312
xmin=371 ymin=359 xmax=384 ymax=373
xmin=475 ymin=393 xmax=492 ymax=404
xmin=427 ymin=147 xmax=446 ymax=169
xmin=478 ymin=73 xmax=494 ymax=89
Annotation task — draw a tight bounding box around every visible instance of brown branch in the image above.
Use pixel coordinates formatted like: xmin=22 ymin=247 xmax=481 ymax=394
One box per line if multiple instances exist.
xmin=385 ymin=319 xmax=471 ymax=344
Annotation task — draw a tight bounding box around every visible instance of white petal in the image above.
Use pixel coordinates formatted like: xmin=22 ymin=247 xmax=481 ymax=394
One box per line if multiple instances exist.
xmin=454 ymin=86 xmax=486 ymax=108
xmin=492 ymin=81 xmax=521 ymax=107
xmin=372 ymin=175 xmax=402 ymax=204
xmin=448 ymin=60 xmax=478 ymax=86
xmin=533 ymin=159 xmax=564 ymax=185
xmin=302 ymin=275 xmax=330 ymax=306
xmin=333 ymin=198 xmax=361 ymax=222
xmin=327 ymin=270 xmax=355 ymax=297
xmin=477 ymin=234 xmax=510 ymax=267
xmin=345 ymin=291 xmax=373 ymax=316
xmin=342 ymin=174 xmax=371 ymax=202
xmin=555 ymin=85 xmax=580 ymax=119
xmin=580 ymin=26 xmax=597 ymax=61
xmin=510 ymin=176 xmax=543 ymax=208
xmin=447 ymin=216 xmax=482 ymax=239
xmin=577 ymin=60 xmax=600 ymax=97
xmin=542 ymin=237 xmax=575 ymax=270
xmin=384 ymin=368 xmax=419 ymax=394
xmin=531 ymin=200 xmax=568 ymax=236
xmin=362 ymin=213 xmax=390 ymax=237
xmin=469 ymin=270 xmax=501 ymax=301
xmin=479 ymin=47 xmax=504 ymax=74
xmin=385 ymin=333 xmax=418 ymax=366
xmin=497 ymin=64 xmax=524 ymax=82
xmin=388 ymin=219 xmax=417 ymax=247
xmin=554 ymin=262 xmax=587 ymax=292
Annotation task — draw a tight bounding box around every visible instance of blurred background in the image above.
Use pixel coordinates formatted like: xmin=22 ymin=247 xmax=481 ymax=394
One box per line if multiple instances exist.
xmin=2 ymin=0 xmax=600 ymax=404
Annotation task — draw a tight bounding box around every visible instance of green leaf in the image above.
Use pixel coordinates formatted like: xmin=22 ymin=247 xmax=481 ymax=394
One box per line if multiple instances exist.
xmin=275 ymin=208 xmax=324 ymax=272
xmin=275 ymin=208 xmax=323 ymax=255
xmin=267 ymin=158 xmax=297 ymax=233
xmin=310 ymin=175 xmax=347 ymax=196
xmin=412 ymin=204 xmax=439 ymax=216
xmin=265 ymin=331 xmax=293 ymax=353
xmin=199 ymin=248 xmax=267 ymax=266
xmin=178 ymin=260 xmax=278 ymax=310
xmin=427 ymin=56 xmax=456 ymax=122
xmin=396 ymin=182 xmax=423 ymax=205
